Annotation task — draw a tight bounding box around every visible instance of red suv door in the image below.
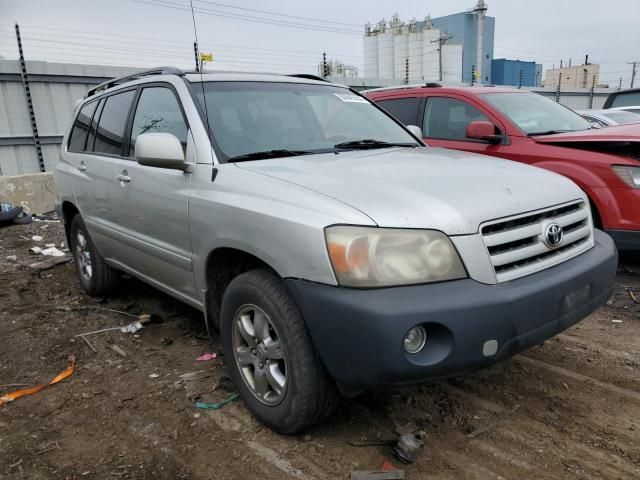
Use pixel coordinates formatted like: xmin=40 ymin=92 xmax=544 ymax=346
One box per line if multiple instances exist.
xmin=420 ymin=94 xmax=507 ymax=156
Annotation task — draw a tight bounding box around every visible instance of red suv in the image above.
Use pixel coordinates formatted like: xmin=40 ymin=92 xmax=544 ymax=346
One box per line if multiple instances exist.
xmin=366 ymin=85 xmax=640 ymax=251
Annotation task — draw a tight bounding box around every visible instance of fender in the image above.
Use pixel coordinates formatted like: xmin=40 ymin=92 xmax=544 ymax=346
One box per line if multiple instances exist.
xmin=533 ymin=160 xmax=619 ymax=228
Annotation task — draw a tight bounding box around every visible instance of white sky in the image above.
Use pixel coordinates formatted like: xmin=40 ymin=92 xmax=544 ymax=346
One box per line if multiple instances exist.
xmin=1 ymin=0 xmax=639 ymax=87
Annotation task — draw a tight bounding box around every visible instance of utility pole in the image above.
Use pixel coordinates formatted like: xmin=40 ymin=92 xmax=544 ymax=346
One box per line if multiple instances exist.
xmin=405 ymin=58 xmax=409 ymax=85
xmin=322 ymin=52 xmax=327 ymax=78
xmin=629 ymin=62 xmax=638 ymax=89
xmin=585 ymin=54 xmax=589 ymax=65
xmin=193 ymin=42 xmax=200 ymax=72
xmin=432 ymin=33 xmax=449 ymax=82
xmin=15 ymin=23 xmax=44 ymax=173
xmin=518 ymin=68 xmax=523 ymax=89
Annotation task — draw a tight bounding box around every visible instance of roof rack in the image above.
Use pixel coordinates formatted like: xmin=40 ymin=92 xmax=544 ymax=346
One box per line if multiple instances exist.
xmin=362 ymin=82 xmax=442 ymax=93
xmin=287 ymin=74 xmax=329 ymax=82
xmin=86 ymin=66 xmax=185 ymax=98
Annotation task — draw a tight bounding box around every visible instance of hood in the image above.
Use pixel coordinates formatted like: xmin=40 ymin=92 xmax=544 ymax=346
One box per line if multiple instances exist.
xmin=532 ymin=124 xmax=640 ymax=143
xmin=236 ymin=147 xmax=585 ymax=235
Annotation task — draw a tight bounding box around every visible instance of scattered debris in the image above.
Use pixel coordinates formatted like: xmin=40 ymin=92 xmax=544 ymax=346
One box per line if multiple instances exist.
xmin=467 ymin=404 xmax=521 ymax=439
xmin=29 ymin=256 xmax=71 ymax=272
xmin=29 ymin=246 xmax=42 ymax=255
xmin=392 ymin=431 xmax=425 ymax=464
xmin=110 ymin=345 xmax=127 ymax=358
xmin=195 ymin=392 xmax=240 ymax=410
xmin=31 ymin=235 xmax=43 ymax=242
xmin=351 ymin=468 xmax=404 ymax=479
xmin=41 ymin=246 xmax=66 ymax=257
xmin=0 ymin=356 xmax=76 ymax=407
xmin=6 ymin=255 xmax=17 ymax=262
xmin=627 ymin=288 xmax=640 ymax=305
xmin=149 ymin=373 xmax=161 ymax=379
xmin=35 ymin=442 xmax=60 ymax=456
xmin=196 ymin=352 xmax=217 ymax=361
xmin=178 ymin=370 xmax=216 ymax=382
xmin=78 ymin=334 xmax=97 ymax=353
xmin=612 ymin=319 xmax=623 ymax=324
xmin=75 ymin=314 xmax=153 ymax=337
xmin=349 ymin=439 xmax=397 ymax=447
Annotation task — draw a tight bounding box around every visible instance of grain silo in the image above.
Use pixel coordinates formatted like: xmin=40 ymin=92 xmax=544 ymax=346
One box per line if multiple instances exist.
xmin=442 ymin=44 xmax=463 ymax=83
xmin=392 ymin=17 xmax=408 ymax=80
xmin=363 ymin=23 xmax=378 ymax=78
xmin=407 ymin=19 xmax=423 ymax=81
xmin=377 ymin=20 xmax=394 ymax=79
xmin=422 ymin=26 xmax=441 ymax=82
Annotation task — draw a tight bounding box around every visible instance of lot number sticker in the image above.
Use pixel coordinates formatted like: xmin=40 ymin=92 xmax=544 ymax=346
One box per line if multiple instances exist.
xmin=334 ymin=93 xmax=369 ymax=103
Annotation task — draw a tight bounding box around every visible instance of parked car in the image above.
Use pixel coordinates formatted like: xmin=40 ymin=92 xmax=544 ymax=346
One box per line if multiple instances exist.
xmin=55 ymin=69 xmax=617 ymax=433
xmin=366 ymin=85 xmax=640 ymax=251
xmin=603 ymin=87 xmax=640 ymax=112
xmin=577 ymin=108 xmax=640 ymax=127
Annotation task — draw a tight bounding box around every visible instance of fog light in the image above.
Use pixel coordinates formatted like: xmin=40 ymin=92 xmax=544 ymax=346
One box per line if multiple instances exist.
xmin=404 ymin=326 xmax=427 ymax=354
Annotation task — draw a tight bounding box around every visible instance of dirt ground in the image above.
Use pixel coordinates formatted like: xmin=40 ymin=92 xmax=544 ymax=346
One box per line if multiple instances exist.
xmin=1 ymin=220 xmax=639 ymax=480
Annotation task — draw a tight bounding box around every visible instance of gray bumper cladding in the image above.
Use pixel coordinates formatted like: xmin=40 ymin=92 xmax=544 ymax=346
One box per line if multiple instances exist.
xmin=286 ymin=230 xmax=618 ymax=393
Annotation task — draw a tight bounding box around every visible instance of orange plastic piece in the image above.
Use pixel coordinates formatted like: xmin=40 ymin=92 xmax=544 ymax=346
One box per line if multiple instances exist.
xmin=0 ymin=355 xmax=76 ymax=406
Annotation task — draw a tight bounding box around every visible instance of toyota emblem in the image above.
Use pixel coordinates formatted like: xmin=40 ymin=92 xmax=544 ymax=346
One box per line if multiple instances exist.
xmin=544 ymin=222 xmax=564 ymax=248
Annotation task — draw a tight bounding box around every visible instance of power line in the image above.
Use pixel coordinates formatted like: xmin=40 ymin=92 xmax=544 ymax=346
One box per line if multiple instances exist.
xmin=131 ymin=0 xmax=361 ymax=35
xmin=192 ymin=0 xmax=361 ymax=28
xmin=17 ymin=24 xmax=362 ymax=58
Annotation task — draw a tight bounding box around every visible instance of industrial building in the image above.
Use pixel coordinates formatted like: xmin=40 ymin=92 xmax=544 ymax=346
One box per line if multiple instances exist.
xmin=545 ymin=60 xmax=600 ymax=88
xmin=363 ymin=1 xmax=494 ymax=84
xmin=492 ymin=59 xmax=543 ymax=87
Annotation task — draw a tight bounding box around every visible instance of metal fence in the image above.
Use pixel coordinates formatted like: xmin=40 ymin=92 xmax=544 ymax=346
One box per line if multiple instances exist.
xmin=0 ymin=60 xmax=135 ymax=176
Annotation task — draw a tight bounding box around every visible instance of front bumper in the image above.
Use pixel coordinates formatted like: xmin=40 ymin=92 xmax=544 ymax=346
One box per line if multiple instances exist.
xmin=286 ymin=230 xmax=617 ymax=395
xmin=605 ymin=229 xmax=640 ymax=252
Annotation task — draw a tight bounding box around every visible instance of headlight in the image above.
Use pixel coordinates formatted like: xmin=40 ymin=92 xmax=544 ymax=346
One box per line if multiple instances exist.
xmin=612 ymin=165 xmax=640 ymax=188
xmin=325 ymin=226 xmax=467 ymax=287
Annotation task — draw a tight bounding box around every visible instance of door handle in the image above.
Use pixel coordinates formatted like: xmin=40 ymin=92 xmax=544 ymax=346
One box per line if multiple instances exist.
xmin=78 ymin=161 xmax=87 ymax=172
xmin=116 ymin=171 xmax=131 ymax=183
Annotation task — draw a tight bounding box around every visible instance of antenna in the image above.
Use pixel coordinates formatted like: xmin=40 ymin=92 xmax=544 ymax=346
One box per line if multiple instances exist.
xmin=189 ymin=0 xmax=212 ymax=144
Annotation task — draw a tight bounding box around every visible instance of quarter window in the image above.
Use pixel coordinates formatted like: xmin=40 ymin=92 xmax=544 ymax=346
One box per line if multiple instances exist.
xmin=376 ymin=97 xmax=421 ymax=126
xmin=93 ymin=90 xmax=136 ymax=156
xmin=129 ymin=87 xmax=188 ymax=157
xmin=423 ymin=97 xmax=489 ymax=141
xmin=68 ymin=101 xmax=97 ymax=152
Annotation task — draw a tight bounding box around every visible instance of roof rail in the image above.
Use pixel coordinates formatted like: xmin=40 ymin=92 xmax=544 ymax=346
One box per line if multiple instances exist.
xmin=362 ymin=82 xmax=442 ymax=93
xmin=86 ymin=66 xmax=185 ymax=98
xmin=287 ymin=74 xmax=329 ymax=82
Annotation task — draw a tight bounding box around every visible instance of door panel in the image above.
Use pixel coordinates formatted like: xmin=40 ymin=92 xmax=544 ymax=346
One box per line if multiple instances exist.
xmin=108 ymin=86 xmax=195 ymax=299
xmin=422 ymin=96 xmax=504 ymax=155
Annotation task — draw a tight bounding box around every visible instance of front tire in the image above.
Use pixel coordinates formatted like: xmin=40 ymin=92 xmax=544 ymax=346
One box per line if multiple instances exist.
xmin=220 ymin=269 xmax=338 ymax=434
xmin=69 ymin=215 xmax=116 ymax=296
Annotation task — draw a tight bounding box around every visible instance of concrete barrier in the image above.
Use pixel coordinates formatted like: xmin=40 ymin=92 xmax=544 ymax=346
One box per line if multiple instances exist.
xmin=0 ymin=172 xmax=57 ymax=214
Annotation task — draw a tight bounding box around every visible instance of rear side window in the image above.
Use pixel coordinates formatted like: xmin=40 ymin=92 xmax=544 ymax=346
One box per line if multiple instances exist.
xmin=129 ymin=87 xmax=188 ymax=157
xmin=423 ymin=97 xmax=489 ymax=140
xmin=376 ymin=97 xmax=421 ymax=126
xmin=68 ymin=101 xmax=97 ymax=152
xmin=93 ymin=90 xmax=136 ymax=156
xmin=610 ymin=92 xmax=640 ymax=108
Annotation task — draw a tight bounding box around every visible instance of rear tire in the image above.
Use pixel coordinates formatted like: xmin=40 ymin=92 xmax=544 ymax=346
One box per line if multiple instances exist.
xmin=220 ymin=269 xmax=339 ymax=434
xmin=69 ymin=215 xmax=116 ymax=296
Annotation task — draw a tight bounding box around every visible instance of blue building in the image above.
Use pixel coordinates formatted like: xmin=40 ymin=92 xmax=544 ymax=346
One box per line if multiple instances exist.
xmin=426 ymin=11 xmax=495 ymax=84
xmin=491 ymin=59 xmax=543 ymax=87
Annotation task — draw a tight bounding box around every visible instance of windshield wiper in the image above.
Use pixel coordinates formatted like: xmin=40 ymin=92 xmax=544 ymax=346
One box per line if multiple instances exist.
xmin=527 ymin=129 xmax=575 ymax=136
xmin=226 ymin=149 xmax=314 ymax=163
xmin=333 ymin=139 xmax=417 ymax=150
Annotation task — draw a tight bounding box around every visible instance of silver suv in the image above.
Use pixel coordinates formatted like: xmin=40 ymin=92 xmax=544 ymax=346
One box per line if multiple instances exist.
xmin=55 ymin=67 xmax=617 ymax=433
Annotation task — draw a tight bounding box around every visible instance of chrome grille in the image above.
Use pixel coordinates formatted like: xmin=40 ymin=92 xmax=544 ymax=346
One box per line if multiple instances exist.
xmin=481 ymin=201 xmax=594 ymax=283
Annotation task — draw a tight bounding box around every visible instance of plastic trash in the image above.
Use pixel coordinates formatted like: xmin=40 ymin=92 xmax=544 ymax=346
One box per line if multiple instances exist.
xmin=195 ymin=392 xmax=240 ymax=410
xmin=196 ymin=353 xmax=217 ymax=361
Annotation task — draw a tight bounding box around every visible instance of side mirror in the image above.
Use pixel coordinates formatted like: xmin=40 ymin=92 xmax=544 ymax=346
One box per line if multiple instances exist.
xmin=466 ymin=121 xmax=502 ymax=144
xmin=406 ymin=125 xmax=424 ymax=139
xmin=135 ymin=132 xmax=187 ymax=170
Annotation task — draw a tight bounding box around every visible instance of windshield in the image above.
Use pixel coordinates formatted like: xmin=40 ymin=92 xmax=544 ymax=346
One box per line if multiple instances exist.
xmin=194 ymin=81 xmax=419 ymax=161
xmin=603 ymin=110 xmax=640 ymax=125
xmin=481 ymin=92 xmax=592 ymax=135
